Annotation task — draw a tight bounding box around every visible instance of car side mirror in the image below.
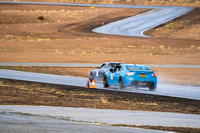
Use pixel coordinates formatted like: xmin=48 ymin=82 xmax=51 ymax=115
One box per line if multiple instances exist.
xmin=96 ymin=67 xmax=100 ymax=69
xmin=110 ymin=69 xmax=113 ymax=73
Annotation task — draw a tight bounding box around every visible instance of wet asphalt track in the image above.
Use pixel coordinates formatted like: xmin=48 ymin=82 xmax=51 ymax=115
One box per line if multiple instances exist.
xmin=0 ymin=107 xmax=169 ymax=133
xmin=0 ymin=69 xmax=199 ymax=100
xmin=93 ymin=6 xmax=193 ymax=37
xmin=1 ymin=105 xmax=200 ymax=130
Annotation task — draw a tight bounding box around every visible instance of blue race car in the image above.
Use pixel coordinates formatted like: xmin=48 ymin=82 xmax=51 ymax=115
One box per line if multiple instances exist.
xmin=89 ymin=62 xmax=123 ymax=82
xmin=103 ymin=64 xmax=157 ymax=90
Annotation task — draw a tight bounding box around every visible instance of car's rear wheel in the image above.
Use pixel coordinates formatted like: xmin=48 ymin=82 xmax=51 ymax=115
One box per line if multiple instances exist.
xmin=119 ymin=77 xmax=124 ymax=89
xmin=149 ymin=83 xmax=156 ymax=91
xmin=89 ymin=72 xmax=94 ymax=82
xmin=103 ymin=76 xmax=109 ymax=88
xmin=132 ymin=84 xmax=138 ymax=89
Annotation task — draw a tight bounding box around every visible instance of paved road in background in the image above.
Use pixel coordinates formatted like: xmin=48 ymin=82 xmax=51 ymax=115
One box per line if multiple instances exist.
xmin=93 ymin=6 xmax=193 ymax=37
xmin=1 ymin=63 xmax=200 ymax=68
xmin=0 ymin=1 xmax=193 ymax=37
xmin=0 ymin=69 xmax=200 ymax=100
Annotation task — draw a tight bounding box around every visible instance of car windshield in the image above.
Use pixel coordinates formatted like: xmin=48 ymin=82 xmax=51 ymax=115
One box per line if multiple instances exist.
xmin=100 ymin=64 xmax=106 ymax=68
xmin=110 ymin=63 xmax=121 ymax=67
xmin=126 ymin=65 xmax=150 ymax=71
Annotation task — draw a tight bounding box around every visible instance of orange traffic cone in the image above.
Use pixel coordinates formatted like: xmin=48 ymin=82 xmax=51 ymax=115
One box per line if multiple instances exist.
xmin=86 ymin=79 xmax=90 ymax=88
xmin=91 ymin=80 xmax=95 ymax=88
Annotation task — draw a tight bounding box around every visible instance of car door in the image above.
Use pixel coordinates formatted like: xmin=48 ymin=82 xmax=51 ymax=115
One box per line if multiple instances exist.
xmin=95 ymin=63 xmax=107 ymax=80
xmin=112 ymin=66 xmax=122 ymax=86
xmin=107 ymin=70 xmax=115 ymax=85
xmin=99 ymin=63 xmax=108 ymax=79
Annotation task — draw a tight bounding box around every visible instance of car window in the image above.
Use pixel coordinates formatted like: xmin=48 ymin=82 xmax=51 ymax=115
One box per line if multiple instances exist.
xmin=110 ymin=63 xmax=118 ymax=67
xmin=104 ymin=64 xmax=108 ymax=68
xmin=117 ymin=66 xmax=123 ymax=71
xmin=109 ymin=63 xmax=116 ymax=67
xmin=126 ymin=65 xmax=150 ymax=71
xmin=110 ymin=63 xmax=122 ymax=68
xmin=114 ymin=66 xmax=122 ymax=72
xmin=100 ymin=64 xmax=106 ymax=69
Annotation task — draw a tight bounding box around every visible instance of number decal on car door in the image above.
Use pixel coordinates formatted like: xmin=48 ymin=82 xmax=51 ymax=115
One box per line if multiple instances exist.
xmin=96 ymin=71 xmax=98 ymax=77
xmin=110 ymin=74 xmax=113 ymax=80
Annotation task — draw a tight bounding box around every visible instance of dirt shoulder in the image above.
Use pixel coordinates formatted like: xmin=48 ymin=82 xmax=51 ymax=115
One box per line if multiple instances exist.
xmin=0 ymin=78 xmax=199 ymax=115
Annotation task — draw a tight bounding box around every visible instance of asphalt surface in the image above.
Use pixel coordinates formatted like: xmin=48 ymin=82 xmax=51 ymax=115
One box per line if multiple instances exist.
xmin=1 ymin=109 xmax=166 ymax=133
xmin=0 ymin=69 xmax=200 ymax=100
xmin=0 ymin=1 xmax=193 ymax=38
xmin=0 ymin=105 xmax=200 ymax=129
xmin=0 ymin=63 xmax=200 ymax=68
xmin=93 ymin=7 xmax=193 ymax=37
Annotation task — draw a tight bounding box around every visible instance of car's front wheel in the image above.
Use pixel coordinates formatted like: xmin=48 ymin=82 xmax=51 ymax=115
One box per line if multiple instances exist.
xmin=103 ymin=76 xmax=109 ymax=88
xmin=102 ymin=73 xmax=105 ymax=81
xmin=89 ymin=72 xmax=94 ymax=82
xmin=119 ymin=77 xmax=124 ymax=89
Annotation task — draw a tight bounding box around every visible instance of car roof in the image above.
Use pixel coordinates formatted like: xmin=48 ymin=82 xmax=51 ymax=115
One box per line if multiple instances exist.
xmin=105 ymin=62 xmax=123 ymax=64
xmin=122 ymin=64 xmax=148 ymax=67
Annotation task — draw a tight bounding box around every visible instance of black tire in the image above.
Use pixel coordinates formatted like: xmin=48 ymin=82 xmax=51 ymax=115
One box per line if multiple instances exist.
xmin=89 ymin=72 xmax=94 ymax=82
xmin=102 ymin=73 xmax=105 ymax=81
xmin=119 ymin=77 xmax=124 ymax=89
xmin=103 ymin=76 xmax=109 ymax=88
xmin=149 ymin=83 xmax=156 ymax=91
xmin=132 ymin=84 xmax=138 ymax=89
